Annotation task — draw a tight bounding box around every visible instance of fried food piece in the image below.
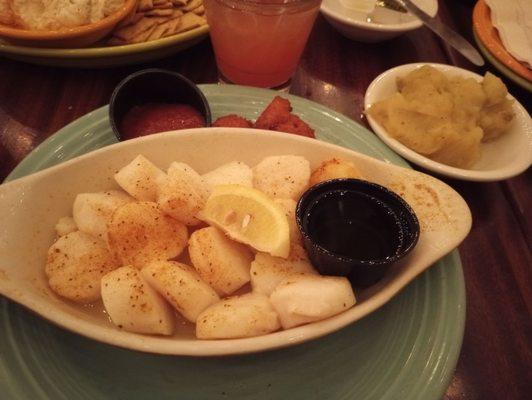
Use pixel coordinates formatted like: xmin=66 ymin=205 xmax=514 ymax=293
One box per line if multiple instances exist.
xmin=309 ymin=158 xmax=364 ymax=187
xmin=212 ymin=114 xmax=253 ymax=128
xmin=275 ymin=114 xmax=315 ymax=138
xmin=254 ymin=96 xmax=292 ymax=130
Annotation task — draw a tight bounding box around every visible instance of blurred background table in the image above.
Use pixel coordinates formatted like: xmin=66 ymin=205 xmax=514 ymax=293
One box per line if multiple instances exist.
xmin=0 ymin=0 xmax=530 ymax=398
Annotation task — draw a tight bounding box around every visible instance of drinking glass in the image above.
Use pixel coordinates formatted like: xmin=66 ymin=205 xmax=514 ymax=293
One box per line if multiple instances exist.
xmin=203 ymin=0 xmax=322 ymax=88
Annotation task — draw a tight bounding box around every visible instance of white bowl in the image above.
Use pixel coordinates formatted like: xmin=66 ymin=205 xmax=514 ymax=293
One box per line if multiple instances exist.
xmin=364 ymin=63 xmax=532 ymax=182
xmin=0 ymin=129 xmax=471 ymax=355
xmin=320 ymin=0 xmax=438 ymax=42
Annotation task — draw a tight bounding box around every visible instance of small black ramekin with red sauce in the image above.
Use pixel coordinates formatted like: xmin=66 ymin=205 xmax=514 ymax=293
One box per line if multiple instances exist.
xmin=109 ymin=69 xmax=212 ymax=141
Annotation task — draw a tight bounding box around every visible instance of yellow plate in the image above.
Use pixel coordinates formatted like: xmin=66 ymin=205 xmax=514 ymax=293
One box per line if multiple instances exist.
xmin=0 ymin=25 xmax=209 ymax=68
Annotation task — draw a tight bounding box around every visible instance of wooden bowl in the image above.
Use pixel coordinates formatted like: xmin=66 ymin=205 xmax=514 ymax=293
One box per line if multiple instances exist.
xmin=0 ymin=0 xmax=137 ymax=48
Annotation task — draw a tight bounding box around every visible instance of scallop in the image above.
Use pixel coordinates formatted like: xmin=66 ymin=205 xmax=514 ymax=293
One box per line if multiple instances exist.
xmin=253 ymin=155 xmax=310 ymax=200
xmin=73 ymin=190 xmax=134 ymax=242
xmin=157 ymin=162 xmax=209 ymax=226
xmin=196 ymin=293 xmax=280 ymax=339
xmin=202 ymin=161 xmax=253 ymax=195
xmin=188 ymin=226 xmax=253 ymax=296
xmin=45 ymin=231 xmax=119 ymax=303
xmin=107 ymin=201 xmax=188 ymax=269
xmin=141 ymin=261 xmax=219 ymax=323
xmin=250 ymin=244 xmax=317 ymax=296
xmin=114 ymin=154 xmax=166 ymax=201
xmin=269 ymin=274 xmax=356 ymax=329
xmin=101 ymin=266 xmax=175 ymax=335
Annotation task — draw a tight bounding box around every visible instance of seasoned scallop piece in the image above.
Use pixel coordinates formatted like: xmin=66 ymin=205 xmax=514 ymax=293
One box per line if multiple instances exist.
xmin=55 ymin=216 xmax=77 ymax=237
xmin=141 ymin=261 xmax=219 ymax=323
xmin=250 ymin=244 xmax=317 ymax=296
xmin=45 ymin=231 xmax=119 ymax=303
xmin=270 ymin=274 xmax=356 ymax=329
xmin=107 ymin=202 xmax=188 ymax=269
xmin=101 ymin=266 xmax=175 ymax=335
xmin=73 ymin=190 xmax=134 ymax=242
xmin=114 ymin=155 xmax=166 ymax=201
xmin=309 ymin=158 xmax=364 ymax=187
xmin=253 ymin=155 xmax=310 ymax=200
xmin=188 ymin=227 xmax=253 ymax=296
xmin=196 ymin=293 xmax=280 ymax=339
xmin=157 ymin=162 xmax=209 ymax=226
xmin=202 ymin=161 xmax=253 ymax=195
xmin=273 ymin=198 xmax=302 ymax=244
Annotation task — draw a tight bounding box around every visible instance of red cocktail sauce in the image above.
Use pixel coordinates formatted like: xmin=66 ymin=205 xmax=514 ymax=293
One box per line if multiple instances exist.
xmin=120 ymin=103 xmax=205 ymax=139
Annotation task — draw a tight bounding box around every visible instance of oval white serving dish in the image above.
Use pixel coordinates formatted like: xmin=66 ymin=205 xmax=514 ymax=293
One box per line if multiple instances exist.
xmin=0 ymin=128 xmax=471 ymax=356
xmin=364 ymin=62 xmax=532 ymax=181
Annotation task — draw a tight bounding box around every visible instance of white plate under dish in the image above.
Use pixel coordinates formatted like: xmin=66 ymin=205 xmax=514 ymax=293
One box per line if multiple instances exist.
xmin=364 ymin=63 xmax=532 ymax=181
xmin=0 ymin=128 xmax=471 ymax=356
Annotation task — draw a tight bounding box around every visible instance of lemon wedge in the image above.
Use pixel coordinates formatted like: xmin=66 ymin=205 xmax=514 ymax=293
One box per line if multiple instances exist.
xmin=199 ymin=185 xmax=290 ymax=258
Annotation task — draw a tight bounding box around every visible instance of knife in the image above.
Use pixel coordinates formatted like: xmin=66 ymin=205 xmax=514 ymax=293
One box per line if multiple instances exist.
xmin=395 ymin=0 xmax=485 ymax=66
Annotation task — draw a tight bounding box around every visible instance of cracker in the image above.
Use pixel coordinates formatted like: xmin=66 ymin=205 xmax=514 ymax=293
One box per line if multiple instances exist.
xmin=191 ymin=4 xmax=204 ymax=15
xmin=182 ymin=0 xmax=202 ymax=12
xmin=146 ymin=21 xmax=170 ymax=40
xmin=108 ymin=36 xmax=128 ymax=46
xmin=113 ymin=16 xmax=157 ymax=40
xmin=116 ymin=11 xmax=145 ymax=28
xmin=162 ymin=17 xmax=181 ymax=36
xmin=130 ymin=23 xmax=158 ymax=43
xmin=138 ymin=0 xmax=154 ymax=11
xmin=174 ymin=11 xmax=205 ymax=34
xmin=145 ymin=8 xmax=173 ymax=16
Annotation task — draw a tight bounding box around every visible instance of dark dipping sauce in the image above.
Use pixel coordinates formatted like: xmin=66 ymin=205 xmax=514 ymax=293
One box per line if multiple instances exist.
xmin=306 ymin=190 xmax=403 ymax=261
xmin=120 ymin=103 xmax=205 ymax=140
xmin=297 ymin=179 xmax=420 ymax=288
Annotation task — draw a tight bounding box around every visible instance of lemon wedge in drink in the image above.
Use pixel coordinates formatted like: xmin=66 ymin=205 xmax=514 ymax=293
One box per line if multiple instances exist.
xmin=199 ymin=185 xmax=290 ymax=258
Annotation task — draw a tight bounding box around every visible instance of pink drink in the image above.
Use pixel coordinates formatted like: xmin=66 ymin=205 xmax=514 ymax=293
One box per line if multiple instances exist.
xmin=204 ymin=0 xmax=321 ymax=88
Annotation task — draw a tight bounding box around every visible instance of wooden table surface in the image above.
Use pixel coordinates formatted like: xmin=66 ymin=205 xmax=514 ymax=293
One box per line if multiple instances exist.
xmin=0 ymin=0 xmax=530 ymax=398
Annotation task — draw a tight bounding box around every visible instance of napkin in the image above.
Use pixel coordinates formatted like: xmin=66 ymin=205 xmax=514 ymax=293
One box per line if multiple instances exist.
xmin=485 ymin=0 xmax=532 ymax=69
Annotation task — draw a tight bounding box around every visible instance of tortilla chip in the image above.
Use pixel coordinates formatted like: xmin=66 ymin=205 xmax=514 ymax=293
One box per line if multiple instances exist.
xmin=171 ymin=0 xmax=187 ymax=6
